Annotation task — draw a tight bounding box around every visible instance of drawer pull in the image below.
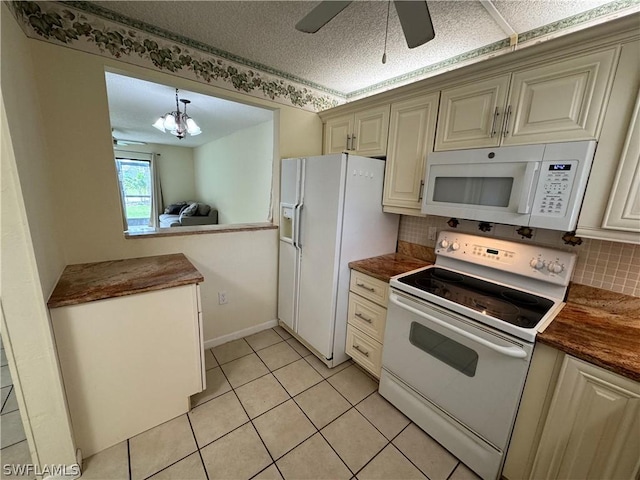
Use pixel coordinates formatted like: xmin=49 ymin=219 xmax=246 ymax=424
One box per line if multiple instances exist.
xmin=353 ymin=345 xmax=370 ymax=357
xmin=355 ymin=312 xmax=373 ymax=323
xmin=356 ymin=282 xmax=375 ymax=292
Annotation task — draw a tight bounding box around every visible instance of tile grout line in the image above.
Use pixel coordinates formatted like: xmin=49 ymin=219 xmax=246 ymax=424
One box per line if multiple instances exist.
xmin=1 ymin=385 xmax=13 ymax=414
xmin=219 ymin=346 xmax=288 ymax=480
xmin=127 ymin=439 xmax=132 ymax=480
xmin=186 ymin=413 xmax=210 ymax=480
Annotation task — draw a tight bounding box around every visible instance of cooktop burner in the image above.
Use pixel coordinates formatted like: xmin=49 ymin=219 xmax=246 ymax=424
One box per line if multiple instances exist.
xmin=397 ymin=267 xmax=554 ymax=328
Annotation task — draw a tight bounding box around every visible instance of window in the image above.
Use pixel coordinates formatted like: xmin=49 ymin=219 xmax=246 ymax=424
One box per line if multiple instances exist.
xmin=115 ymin=152 xmax=158 ymax=232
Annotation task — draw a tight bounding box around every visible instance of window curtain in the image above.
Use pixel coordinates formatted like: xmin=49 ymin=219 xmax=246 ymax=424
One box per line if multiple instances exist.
xmin=151 ymin=153 xmax=164 ymax=228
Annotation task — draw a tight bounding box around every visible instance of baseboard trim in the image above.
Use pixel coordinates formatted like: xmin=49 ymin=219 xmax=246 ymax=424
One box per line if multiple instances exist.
xmin=203 ymin=319 xmax=278 ymax=350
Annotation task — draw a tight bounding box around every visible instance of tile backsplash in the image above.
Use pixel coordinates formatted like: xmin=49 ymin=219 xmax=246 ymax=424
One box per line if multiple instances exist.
xmin=399 ymin=215 xmax=640 ymax=297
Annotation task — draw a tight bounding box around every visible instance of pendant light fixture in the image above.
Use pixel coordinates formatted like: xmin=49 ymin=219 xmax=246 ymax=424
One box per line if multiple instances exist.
xmin=152 ymin=88 xmax=202 ymax=139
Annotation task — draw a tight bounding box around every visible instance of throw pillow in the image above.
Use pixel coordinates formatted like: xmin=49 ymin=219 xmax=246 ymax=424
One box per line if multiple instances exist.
xmin=164 ymin=202 xmax=186 ymax=215
xmin=180 ymin=202 xmax=199 ymax=217
xmin=197 ymin=203 xmax=211 ymax=216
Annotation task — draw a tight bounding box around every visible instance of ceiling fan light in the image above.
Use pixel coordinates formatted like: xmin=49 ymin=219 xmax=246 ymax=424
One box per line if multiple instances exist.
xmin=152 ymin=117 xmax=166 ymax=131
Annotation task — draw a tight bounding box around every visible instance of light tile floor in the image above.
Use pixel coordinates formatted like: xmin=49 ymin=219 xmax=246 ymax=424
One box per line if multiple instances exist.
xmin=17 ymin=327 xmax=482 ymax=479
xmin=0 ymin=335 xmax=34 ymax=480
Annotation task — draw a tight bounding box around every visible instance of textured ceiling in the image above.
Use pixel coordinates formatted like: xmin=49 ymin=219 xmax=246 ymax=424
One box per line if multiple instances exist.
xmin=92 ymin=0 xmax=620 ymax=96
xmin=105 ymin=72 xmax=273 ymax=147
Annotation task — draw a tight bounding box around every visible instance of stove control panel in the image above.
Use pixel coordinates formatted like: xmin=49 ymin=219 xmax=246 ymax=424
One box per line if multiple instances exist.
xmin=435 ymin=231 xmax=577 ymax=286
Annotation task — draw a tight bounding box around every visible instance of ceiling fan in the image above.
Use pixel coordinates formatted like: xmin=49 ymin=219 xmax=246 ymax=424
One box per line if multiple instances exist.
xmin=111 ymin=129 xmax=147 ymax=146
xmin=295 ymin=1 xmax=435 ymax=49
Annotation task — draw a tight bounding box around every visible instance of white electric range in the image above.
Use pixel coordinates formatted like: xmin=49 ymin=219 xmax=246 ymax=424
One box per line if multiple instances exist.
xmin=379 ymin=231 xmax=576 ymax=480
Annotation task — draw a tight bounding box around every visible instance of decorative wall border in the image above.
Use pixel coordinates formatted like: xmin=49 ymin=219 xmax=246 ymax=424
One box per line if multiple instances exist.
xmin=9 ymin=1 xmax=343 ymax=112
xmin=347 ymin=0 xmax=640 ymax=100
xmin=9 ymin=0 xmax=640 ymax=110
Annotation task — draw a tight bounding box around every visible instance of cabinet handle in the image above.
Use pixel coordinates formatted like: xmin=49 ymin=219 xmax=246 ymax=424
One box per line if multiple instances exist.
xmin=418 ymin=180 xmax=425 ymax=200
xmin=356 ymin=282 xmax=375 ymax=292
xmin=355 ymin=312 xmax=373 ymax=324
xmin=346 ymin=134 xmax=352 ymax=151
xmin=502 ymin=105 xmax=512 ymax=137
xmin=351 ymin=134 xmax=356 ymax=151
xmin=490 ymin=107 xmax=499 ymax=138
xmin=353 ymin=345 xmax=370 ymax=357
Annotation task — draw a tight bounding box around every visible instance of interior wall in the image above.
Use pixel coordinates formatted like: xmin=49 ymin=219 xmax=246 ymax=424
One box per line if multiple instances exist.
xmin=114 ymin=143 xmax=197 ymax=206
xmin=194 ymin=120 xmax=274 ymax=224
xmin=27 ymin=35 xmax=322 ymax=342
xmin=0 ymin=5 xmax=77 ymax=467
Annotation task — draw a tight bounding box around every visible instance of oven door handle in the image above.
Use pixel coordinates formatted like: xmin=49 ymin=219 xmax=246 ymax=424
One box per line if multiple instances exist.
xmin=389 ymin=294 xmax=528 ymax=359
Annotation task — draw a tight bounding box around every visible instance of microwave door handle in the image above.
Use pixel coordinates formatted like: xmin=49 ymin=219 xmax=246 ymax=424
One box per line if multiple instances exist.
xmin=389 ymin=294 xmax=528 ymax=359
xmin=517 ymin=162 xmax=540 ymax=214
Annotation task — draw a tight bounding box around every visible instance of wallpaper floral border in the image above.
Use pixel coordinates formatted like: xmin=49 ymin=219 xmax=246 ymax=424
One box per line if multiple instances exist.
xmin=9 ymin=1 xmax=343 ymax=112
xmin=9 ymin=0 xmax=639 ymax=110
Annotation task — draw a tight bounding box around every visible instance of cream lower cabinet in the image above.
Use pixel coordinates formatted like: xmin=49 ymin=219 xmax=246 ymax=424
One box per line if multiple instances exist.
xmin=577 ymin=41 xmax=640 ymax=243
xmin=530 ymin=356 xmax=640 ymax=479
xmin=345 ymin=271 xmax=389 ymax=378
xmin=51 ymin=284 xmax=205 ymax=457
xmin=324 ymin=105 xmax=390 ymax=157
xmin=435 ymin=47 xmax=618 ymax=151
xmin=382 ymin=92 xmax=439 ymax=216
xmin=503 ymin=344 xmax=640 ymax=480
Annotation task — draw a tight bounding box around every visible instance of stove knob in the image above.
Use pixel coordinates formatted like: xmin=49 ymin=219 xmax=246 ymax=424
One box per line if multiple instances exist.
xmin=530 ymin=258 xmax=544 ymax=269
xmin=451 ymin=242 xmax=460 ymax=251
xmin=547 ymin=262 xmax=564 ymax=273
xmin=440 ymin=239 xmax=449 ymax=249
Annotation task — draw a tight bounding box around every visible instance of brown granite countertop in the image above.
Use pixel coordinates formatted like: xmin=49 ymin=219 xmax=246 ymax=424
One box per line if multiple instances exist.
xmin=538 ymin=284 xmax=640 ymax=381
xmin=48 ymin=254 xmax=204 ymax=308
xmin=349 ymin=253 xmax=431 ymax=282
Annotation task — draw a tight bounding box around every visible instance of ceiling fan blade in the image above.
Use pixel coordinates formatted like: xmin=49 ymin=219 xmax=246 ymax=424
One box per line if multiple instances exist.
xmin=394 ymin=0 xmax=435 ymax=49
xmin=295 ymin=1 xmax=352 ymax=33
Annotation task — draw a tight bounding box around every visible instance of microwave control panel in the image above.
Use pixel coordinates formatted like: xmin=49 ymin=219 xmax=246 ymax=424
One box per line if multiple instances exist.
xmin=531 ymin=160 xmax=578 ymax=217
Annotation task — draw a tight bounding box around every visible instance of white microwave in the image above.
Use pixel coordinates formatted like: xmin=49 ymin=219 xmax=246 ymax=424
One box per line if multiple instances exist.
xmin=421 ymin=140 xmax=597 ymax=231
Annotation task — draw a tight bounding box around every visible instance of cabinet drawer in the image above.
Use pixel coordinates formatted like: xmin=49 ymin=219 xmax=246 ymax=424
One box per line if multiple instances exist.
xmin=346 ymin=326 xmax=383 ymax=379
xmin=350 ymin=271 xmax=389 ymax=307
xmin=348 ymin=293 xmax=387 ymax=343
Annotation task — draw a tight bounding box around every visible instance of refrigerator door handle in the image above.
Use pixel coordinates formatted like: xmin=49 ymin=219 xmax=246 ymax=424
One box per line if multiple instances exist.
xmin=293 ymin=158 xmax=306 ymax=249
xmin=293 ymin=203 xmax=303 ymax=248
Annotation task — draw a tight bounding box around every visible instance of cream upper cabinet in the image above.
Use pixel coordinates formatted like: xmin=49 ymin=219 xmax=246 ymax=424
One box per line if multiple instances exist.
xmin=530 ymin=356 xmax=640 ymax=480
xmin=435 ymin=75 xmax=510 ymax=151
xmin=324 ymin=114 xmax=353 ymax=154
xmin=434 ymin=47 xmax=618 ymax=151
xmin=323 ymin=105 xmax=390 ymax=157
xmin=601 ymin=90 xmax=640 ymax=233
xmin=577 ymin=41 xmax=640 ymax=243
xmin=383 ymin=92 xmax=440 ymax=215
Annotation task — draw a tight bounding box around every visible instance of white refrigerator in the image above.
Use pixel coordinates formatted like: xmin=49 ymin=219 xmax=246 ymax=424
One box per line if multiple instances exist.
xmin=278 ymin=154 xmax=399 ymax=367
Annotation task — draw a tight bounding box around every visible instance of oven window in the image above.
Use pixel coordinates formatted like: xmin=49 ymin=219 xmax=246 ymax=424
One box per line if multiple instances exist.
xmin=433 ymin=177 xmax=513 ymax=207
xmin=409 ymin=322 xmax=478 ymax=377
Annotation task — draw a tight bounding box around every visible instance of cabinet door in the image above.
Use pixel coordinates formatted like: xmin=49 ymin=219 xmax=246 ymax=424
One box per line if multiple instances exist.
xmin=530 ymin=356 xmax=640 ymax=480
xmin=324 ymin=114 xmax=353 ymax=154
xmin=576 ymin=41 xmax=639 ymax=243
xmin=353 ymin=104 xmax=390 ymax=157
xmin=602 ymin=89 xmax=640 ymax=233
xmin=503 ymin=48 xmax=618 ymax=146
xmin=434 ymin=74 xmax=510 ymax=151
xmin=383 ymin=93 xmax=439 ymax=214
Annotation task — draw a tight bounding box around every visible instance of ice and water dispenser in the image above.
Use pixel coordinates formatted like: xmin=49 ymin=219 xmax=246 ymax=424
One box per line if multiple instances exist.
xmin=280 ymin=204 xmax=294 ymax=241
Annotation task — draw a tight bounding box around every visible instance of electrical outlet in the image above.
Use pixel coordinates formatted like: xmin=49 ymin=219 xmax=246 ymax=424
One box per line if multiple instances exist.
xmin=428 ymin=227 xmax=438 ymax=241
xmin=218 ymin=291 xmax=228 ymax=305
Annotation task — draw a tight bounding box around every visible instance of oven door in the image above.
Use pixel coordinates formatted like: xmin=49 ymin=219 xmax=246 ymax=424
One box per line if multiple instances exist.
xmin=421 ymin=160 xmax=541 ymax=225
xmin=383 ymin=290 xmax=533 ymax=449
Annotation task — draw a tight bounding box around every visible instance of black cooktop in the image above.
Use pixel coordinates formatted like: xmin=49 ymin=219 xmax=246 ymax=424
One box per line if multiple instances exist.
xmin=398 ymin=267 xmax=555 ymax=328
